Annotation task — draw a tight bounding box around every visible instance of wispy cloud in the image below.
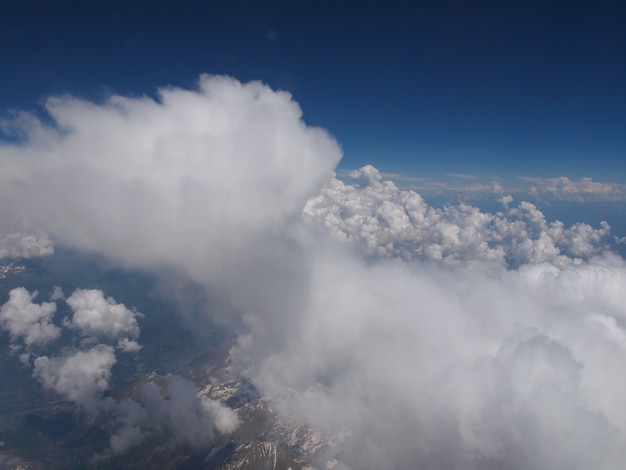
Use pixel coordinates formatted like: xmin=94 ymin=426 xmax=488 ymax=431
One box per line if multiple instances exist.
xmin=445 ymin=172 xmax=478 ymax=180
xmin=342 ymin=169 xmax=626 ymax=202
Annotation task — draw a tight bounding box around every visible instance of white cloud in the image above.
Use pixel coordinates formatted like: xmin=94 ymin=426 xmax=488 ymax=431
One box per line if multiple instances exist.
xmin=445 ymin=172 xmax=478 ymax=180
xmin=138 ymin=375 xmax=239 ymax=446
xmin=0 ymin=75 xmax=341 ymax=287
xmin=0 ymin=285 xmax=233 ymax=460
xmin=518 ymin=176 xmax=626 ymax=201
xmin=0 ymin=287 xmax=60 ymax=347
xmin=500 ymin=194 xmax=514 ymax=208
xmin=0 ymin=233 xmax=54 ymax=259
xmin=116 ymin=337 xmax=141 ymax=353
xmin=33 ymin=344 xmax=116 ymax=406
xmin=106 ymin=399 xmax=151 ymax=455
xmin=2 ymin=76 xmax=625 ymax=468
xmin=50 ymin=286 xmax=65 ymax=301
xmin=5 ymin=285 xmax=235 ymax=456
xmin=65 ymin=289 xmax=141 ymax=347
xmin=302 ymin=166 xmax=611 ymax=267
xmin=374 ymin=172 xmax=625 ymax=202
xmin=107 ymin=374 xmax=239 ymax=455
xmin=232 ymin=249 xmax=626 ymax=469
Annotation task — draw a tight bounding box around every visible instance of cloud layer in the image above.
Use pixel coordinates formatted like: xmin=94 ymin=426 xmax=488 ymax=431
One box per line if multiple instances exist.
xmin=372 ymin=171 xmax=626 ymax=202
xmin=522 ymin=175 xmax=626 ymax=201
xmin=0 ymin=287 xmax=59 ymax=349
xmin=233 ymin=249 xmax=626 ymax=469
xmin=1 ymin=76 xmax=625 ymax=468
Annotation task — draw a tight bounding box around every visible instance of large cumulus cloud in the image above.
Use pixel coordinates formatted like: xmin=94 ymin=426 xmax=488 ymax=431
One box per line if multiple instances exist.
xmin=0 ymin=74 xmax=341 ymax=286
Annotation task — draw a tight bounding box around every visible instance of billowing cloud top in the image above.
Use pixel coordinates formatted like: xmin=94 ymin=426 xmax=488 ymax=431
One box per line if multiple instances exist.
xmin=0 ymin=75 xmax=341 ymax=282
xmin=303 ymin=165 xmax=611 ymax=267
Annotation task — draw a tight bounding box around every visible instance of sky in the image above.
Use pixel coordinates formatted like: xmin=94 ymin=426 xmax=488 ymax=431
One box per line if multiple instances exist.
xmin=2 ymin=2 xmax=626 ymax=468
xmin=1 ymin=0 xmax=624 ymax=182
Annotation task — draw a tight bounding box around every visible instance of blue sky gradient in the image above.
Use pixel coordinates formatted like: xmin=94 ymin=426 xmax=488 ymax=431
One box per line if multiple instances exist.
xmin=2 ymin=0 xmax=624 ymax=182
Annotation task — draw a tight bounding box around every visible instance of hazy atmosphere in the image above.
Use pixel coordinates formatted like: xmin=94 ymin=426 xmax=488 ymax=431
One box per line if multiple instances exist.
xmin=1 ymin=1 xmax=625 ymax=469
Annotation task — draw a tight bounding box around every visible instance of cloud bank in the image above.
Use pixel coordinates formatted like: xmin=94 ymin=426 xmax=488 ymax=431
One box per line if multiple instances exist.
xmin=374 ymin=171 xmax=626 ymax=202
xmin=1 ymin=75 xmax=625 ymax=468
xmin=303 ymin=165 xmax=611 ymax=267
xmin=522 ymin=175 xmax=626 ymax=201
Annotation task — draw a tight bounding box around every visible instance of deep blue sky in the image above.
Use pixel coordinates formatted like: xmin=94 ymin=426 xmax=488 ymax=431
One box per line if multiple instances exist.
xmin=2 ymin=0 xmax=624 ymax=182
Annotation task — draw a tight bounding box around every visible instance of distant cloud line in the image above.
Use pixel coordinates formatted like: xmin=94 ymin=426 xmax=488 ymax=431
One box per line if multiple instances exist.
xmin=338 ymin=169 xmax=626 ymax=202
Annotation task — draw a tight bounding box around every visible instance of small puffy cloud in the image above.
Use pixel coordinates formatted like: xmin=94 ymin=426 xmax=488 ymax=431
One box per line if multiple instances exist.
xmin=65 ymin=289 xmax=141 ymax=347
xmin=0 ymin=287 xmax=60 ymax=347
xmin=33 ymin=344 xmax=116 ymax=406
xmin=233 ymin=249 xmax=626 ymax=469
xmin=500 ymin=194 xmax=514 ymax=208
xmin=0 ymin=233 xmax=54 ymax=259
xmin=0 ymin=284 xmax=235 ymax=457
xmin=50 ymin=286 xmax=65 ymax=301
xmin=116 ymin=337 xmax=141 ymax=353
